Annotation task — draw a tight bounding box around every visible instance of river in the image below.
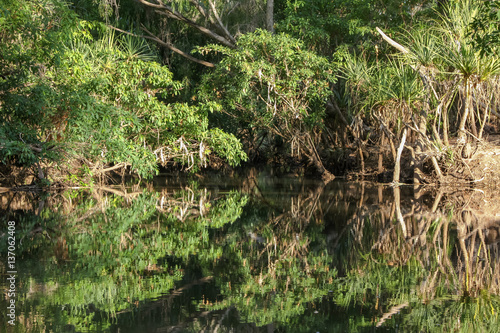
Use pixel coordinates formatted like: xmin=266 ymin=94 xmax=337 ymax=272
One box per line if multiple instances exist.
xmin=1 ymin=169 xmax=500 ymax=332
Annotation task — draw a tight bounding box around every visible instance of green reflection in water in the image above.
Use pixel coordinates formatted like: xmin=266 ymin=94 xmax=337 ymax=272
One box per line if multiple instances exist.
xmin=1 ymin=175 xmax=500 ymax=332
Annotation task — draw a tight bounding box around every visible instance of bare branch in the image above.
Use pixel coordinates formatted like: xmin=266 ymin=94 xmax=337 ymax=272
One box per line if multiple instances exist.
xmin=108 ymin=25 xmax=214 ymax=67
xmin=136 ymin=0 xmax=235 ymax=48
xmin=375 ymin=27 xmax=409 ymax=54
xmin=189 ymin=0 xmax=208 ymax=17
xmin=207 ymin=0 xmax=236 ymax=44
xmin=94 ymin=162 xmax=131 ymax=174
xmin=393 ymin=128 xmax=407 ymax=184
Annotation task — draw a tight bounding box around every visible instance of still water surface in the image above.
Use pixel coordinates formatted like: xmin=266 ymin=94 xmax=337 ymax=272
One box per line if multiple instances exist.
xmin=1 ymin=170 xmax=500 ymax=332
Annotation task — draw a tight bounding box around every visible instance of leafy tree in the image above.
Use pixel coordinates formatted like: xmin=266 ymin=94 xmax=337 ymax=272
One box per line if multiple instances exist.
xmin=60 ymin=28 xmax=247 ymax=176
xmin=470 ymin=0 xmax=500 ymax=55
xmin=0 ymin=0 xmax=77 ymax=173
xmin=275 ymin=0 xmax=436 ymax=55
xmin=198 ymin=30 xmax=337 ymax=179
xmin=0 ymin=0 xmax=246 ymax=182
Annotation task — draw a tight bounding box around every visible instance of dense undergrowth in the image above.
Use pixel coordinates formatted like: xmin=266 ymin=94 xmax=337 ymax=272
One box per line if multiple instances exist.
xmin=1 ymin=0 xmax=499 ymax=185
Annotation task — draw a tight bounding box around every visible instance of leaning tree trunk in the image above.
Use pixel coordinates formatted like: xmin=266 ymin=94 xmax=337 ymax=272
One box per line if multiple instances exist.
xmin=304 ymin=133 xmax=335 ymax=183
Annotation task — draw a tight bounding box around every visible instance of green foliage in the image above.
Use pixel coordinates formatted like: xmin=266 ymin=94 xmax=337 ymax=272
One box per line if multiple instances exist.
xmin=276 ymin=0 xmax=436 ymax=54
xmin=338 ymin=0 xmax=500 ymax=157
xmin=403 ymin=25 xmax=441 ymax=68
xmin=0 ymin=0 xmax=77 ymax=168
xmin=198 ymin=29 xmax=335 ymax=166
xmin=275 ymin=0 xmax=336 ymax=54
xmin=1 ymin=0 xmax=246 ymax=181
xmin=437 ymin=0 xmax=500 ymax=80
xmin=60 ymin=28 xmax=246 ymax=176
xmin=470 ymin=0 xmax=500 ymax=55
xmin=341 ymin=54 xmax=424 ymax=124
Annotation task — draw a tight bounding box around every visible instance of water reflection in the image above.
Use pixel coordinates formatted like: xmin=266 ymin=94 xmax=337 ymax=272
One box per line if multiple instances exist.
xmin=1 ymin=171 xmax=500 ymax=332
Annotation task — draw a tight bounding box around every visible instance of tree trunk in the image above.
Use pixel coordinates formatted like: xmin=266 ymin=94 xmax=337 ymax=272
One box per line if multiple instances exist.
xmin=393 ymin=128 xmax=407 ymax=184
xmin=442 ymin=102 xmax=450 ymax=146
xmin=413 ymin=116 xmax=427 ymax=185
xmin=304 ymin=134 xmax=335 ymax=183
xmin=458 ymin=79 xmax=471 ymax=143
xmin=478 ymin=99 xmax=490 ymax=139
xmin=378 ymin=133 xmax=386 ymax=173
xmin=266 ymin=0 xmax=274 ymax=33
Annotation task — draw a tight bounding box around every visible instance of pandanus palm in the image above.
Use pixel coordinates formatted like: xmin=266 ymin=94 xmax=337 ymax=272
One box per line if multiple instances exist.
xmin=442 ymin=43 xmax=480 ymax=143
xmin=438 ymin=0 xmax=500 ymax=144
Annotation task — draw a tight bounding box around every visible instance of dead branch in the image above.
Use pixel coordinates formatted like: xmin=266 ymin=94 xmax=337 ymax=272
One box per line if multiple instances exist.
xmin=108 ymin=25 xmax=215 ymax=67
xmin=94 ymin=162 xmax=131 ymax=175
xmin=393 ymin=128 xmax=407 ymax=184
xmin=207 ymin=0 xmax=236 ymax=44
xmin=376 ymin=302 xmax=409 ymax=328
xmin=98 ymin=186 xmax=142 ymax=197
xmin=375 ymin=27 xmax=409 ymax=54
xmin=136 ymin=0 xmax=235 ymax=48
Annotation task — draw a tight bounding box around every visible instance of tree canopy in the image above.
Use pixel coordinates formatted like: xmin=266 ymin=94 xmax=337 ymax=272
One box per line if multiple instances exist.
xmin=1 ymin=0 xmax=499 ymax=185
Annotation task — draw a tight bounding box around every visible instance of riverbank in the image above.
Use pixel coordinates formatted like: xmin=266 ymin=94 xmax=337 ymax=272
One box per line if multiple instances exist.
xmin=343 ymin=134 xmax=500 ymax=189
xmin=453 ymin=134 xmax=500 ymax=189
xmin=1 ymin=136 xmax=499 ymax=189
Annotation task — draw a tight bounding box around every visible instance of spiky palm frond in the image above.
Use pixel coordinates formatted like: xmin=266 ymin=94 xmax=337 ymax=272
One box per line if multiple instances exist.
xmin=362 ymin=60 xmax=422 ymax=116
xmin=404 ymin=25 xmax=440 ymax=69
xmin=95 ymin=29 xmax=117 ymax=55
xmin=340 ymin=52 xmax=371 ymax=87
xmin=118 ymin=34 xmax=159 ymax=62
xmin=439 ymin=0 xmax=480 ymax=43
xmin=387 ymin=60 xmax=424 ymax=108
xmin=478 ymin=56 xmax=500 ymax=82
xmin=340 ymin=53 xmax=373 ymax=115
xmin=364 ymin=63 xmax=393 ymax=111
xmin=441 ymin=43 xmax=479 ymax=80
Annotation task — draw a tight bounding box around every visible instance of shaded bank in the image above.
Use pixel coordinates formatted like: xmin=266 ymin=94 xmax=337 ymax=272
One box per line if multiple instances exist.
xmin=2 ymin=134 xmax=500 ymax=189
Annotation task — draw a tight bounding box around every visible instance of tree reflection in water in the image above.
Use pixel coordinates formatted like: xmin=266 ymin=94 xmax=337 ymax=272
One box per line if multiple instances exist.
xmin=1 ymin=172 xmax=500 ymax=332
xmin=333 ymin=184 xmax=500 ymax=331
